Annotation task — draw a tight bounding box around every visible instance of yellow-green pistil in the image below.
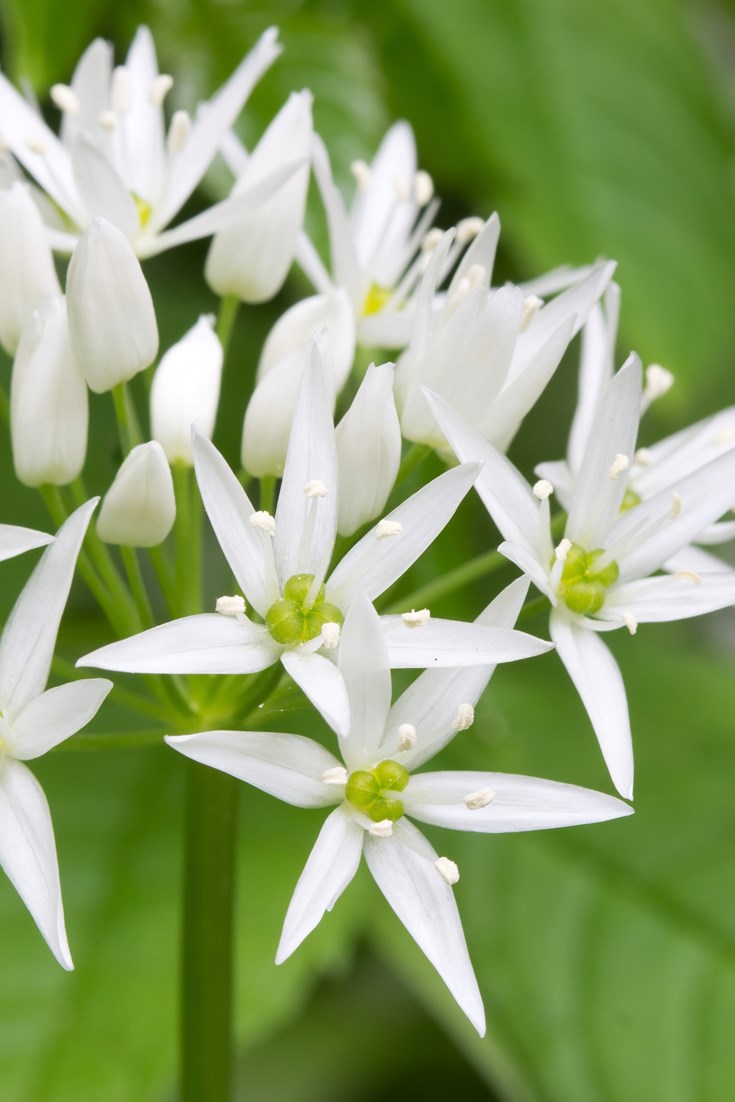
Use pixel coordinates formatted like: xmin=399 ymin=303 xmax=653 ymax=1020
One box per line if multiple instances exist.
xmin=361 ymin=282 xmax=392 ymax=317
xmin=620 ymin=487 xmax=641 ymax=513
xmin=345 ymin=759 xmax=409 ymax=823
xmin=558 ymin=543 xmax=619 ymax=616
xmin=265 ymin=573 xmax=344 ymax=645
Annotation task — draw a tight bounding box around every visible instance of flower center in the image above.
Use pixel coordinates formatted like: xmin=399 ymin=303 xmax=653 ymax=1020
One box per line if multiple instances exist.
xmin=620 ymin=487 xmax=641 ymax=513
xmin=558 ymin=543 xmax=619 ymax=615
xmin=345 ymin=759 xmax=409 ymax=823
xmin=361 ymin=282 xmax=392 ymax=317
xmin=132 ymin=193 xmax=152 ymax=228
xmin=265 ymin=573 xmax=344 ymax=646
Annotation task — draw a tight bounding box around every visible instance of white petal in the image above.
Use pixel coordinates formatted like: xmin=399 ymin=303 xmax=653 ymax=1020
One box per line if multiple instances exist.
xmin=338 ymin=598 xmax=391 ymax=769
xmin=165 ymin=729 xmax=341 ymax=808
xmin=192 ymin=431 xmax=280 ymax=616
xmin=498 ymin=540 xmax=556 ymax=602
xmin=0 ymin=758 xmax=72 ymax=969
xmin=257 ymin=289 xmax=356 ymax=390
xmin=550 ymin=613 xmax=633 ymax=799
xmin=0 ymin=182 xmax=61 ymax=355
xmin=276 ymin=805 xmax=363 ymax=962
xmin=0 ymin=524 xmax=53 ymax=562
xmin=664 ymin=545 xmax=732 ymax=574
xmin=310 ymin=135 xmax=362 ymax=305
xmin=78 ymin=614 xmax=280 ymax=674
xmin=382 ymin=616 xmax=552 ymax=668
xmin=364 ymin=818 xmax=485 ymax=1035
xmin=632 ymin=405 xmax=735 ymax=499
xmin=11 ymin=678 xmax=112 ymax=759
xmin=70 ymin=134 xmax=140 ymax=241
xmin=0 ymin=500 xmax=96 ymax=722
xmin=567 ymin=285 xmax=620 ymax=475
xmin=352 ymin=121 xmax=417 ymax=272
xmin=280 ymin=650 xmax=350 ymax=739
xmin=61 ymin=37 xmax=113 ymax=150
xmin=403 ymin=770 xmax=632 ymax=831
xmin=121 ymin=26 xmax=166 ymax=205
xmin=601 ymin=573 xmax=735 ymax=623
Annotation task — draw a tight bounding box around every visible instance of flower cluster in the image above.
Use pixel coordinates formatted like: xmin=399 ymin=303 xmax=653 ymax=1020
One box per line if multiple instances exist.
xmin=0 ymin=24 xmax=733 ymax=1038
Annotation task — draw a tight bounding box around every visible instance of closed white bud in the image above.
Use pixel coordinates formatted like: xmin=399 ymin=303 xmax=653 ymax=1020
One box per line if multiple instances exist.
xmin=10 ymin=296 xmax=88 ymax=487
xmin=336 ymin=363 xmax=401 ymax=536
xmin=97 ymin=442 xmax=175 ymax=547
xmin=0 ymin=183 xmax=61 ymax=355
xmin=66 ymin=217 xmax=159 ymax=393
xmin=206 ymin=91 xmax=313 ymax=303
xmin=151 ymin=316 xmax=223 ymax=464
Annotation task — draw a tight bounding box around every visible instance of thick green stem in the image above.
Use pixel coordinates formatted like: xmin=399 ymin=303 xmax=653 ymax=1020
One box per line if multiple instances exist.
xmin=0 ymin=382 xmax=9 ymax=425
xmin=181 ymin=761 xmax=238 ymax=1102
xmin=396 ymin=442 xmax=431 ymax=485
xmin=216 ymin=294 xmax=240 ymax=352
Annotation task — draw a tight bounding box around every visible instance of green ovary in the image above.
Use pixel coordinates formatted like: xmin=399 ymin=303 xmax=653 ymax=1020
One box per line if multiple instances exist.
xmin=361 ymin=282 xmax=392 ymax=317
xmin=620 ymin=487 xmax=641 ymax=513
xmin=265 ymin=573 xmax=344 ymax=645
xmin=558 ymin=543 xmax=619 ymax=616
xmin=132 ymin=193 xmax=152 ymax=228
xmin=345 ymin=760 xmax=409 ymax=823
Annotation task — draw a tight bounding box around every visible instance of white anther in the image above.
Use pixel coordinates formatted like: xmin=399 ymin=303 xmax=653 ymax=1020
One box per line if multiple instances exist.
xmin=448 ymin=277 xmax=471 ymax=313
xmin=369 ymin=819 xmax=394 ymax=838
xmin=303 ymin=479 xmax=328 ymax=498
xmin=167 ymin=110 xmax=191 ymax=154
xmin=248 ymin=510 xmax=276 ymax=535
xmin=398 ymin=723 xmax=416 ymax=751
xmin=24 ymin=137 xmax=47 ymax=155
xmin=675 ymin=570 xmax=702 ymax=585
xmin=350 ymin=159 xmax=371 ymax=192
xmin=321 ymin=622 xmax=341 ymax=650
xmin=555 ymin=538 xmax=572 ymax=562
xmin=402 ymin=608 xmax=430 ymax=628
xmin=50 ymin=83 xmax=80 ymax=115
xmin=713 ymin=426 xmax=735 ymax=446
xmin=394 ymin=174 xmax=410 ymax=201
xmin=519 ymin=294 xmax=543 ymax=333
xmin=376 ymin=519 xmax=403 ymax=539
xmin=149 ymin=74 xmax=174 ymax=106
xmin=99 ymin=110 xmax=117 ymax=130
xmin=414 ymin=170 xmax=434 ymax=205
xmin=607 ymin=453 xmax=630 ymax=480
xmin=622 ymin=612 xmax=638 ymax=635
xmin=634 ymin=447 xmax=652 ymax=466
xmin=644 ymin=364 xmax=674 ymax=403
xmin=215 ymin=595 xmax=246 ymax=616
xmin=465 ymin=787 xmax=495 ymax=810
xmin=456 ymin=216 xmax=484 ymax=243
xmin=466 ymin=263 xmax=487 ymax=291
xmin=670 ymin=492 xmax=682 ymax=519
xmin=111 ymin=66 xmax=132 ymax=114
xmin=533 ymin=479 xmax=554 ymax=501
xmin=421 ymin=227 xmax=444 ymax=253
xmin=451 ymin=702 xmax=475 ymax=732
xmin=435 ymin=856 xmax=460 ymax=885
xmin=322 ymin=766 xmax=348 ymax=786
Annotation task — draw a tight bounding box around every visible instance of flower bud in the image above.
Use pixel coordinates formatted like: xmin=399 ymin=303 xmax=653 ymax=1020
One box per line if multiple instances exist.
xmin=150 ymin=316 xmax=223 ymax=465
xmin=97 ymin=442 xmax=175 ymax=547
xmin=66 ymin=216 xmax=159 ymax=393
xmin=205 ymin=91 xmax=313 ymax=303
xmin=10 ymin=296 xmax=88 ymax=487
xmin=257 ymin=288 xmax=355 ymax=391
xmin=336 ymin=362 xmax=401 ymax=536
xmin=0 ymin=183 xmax=61 ymax=355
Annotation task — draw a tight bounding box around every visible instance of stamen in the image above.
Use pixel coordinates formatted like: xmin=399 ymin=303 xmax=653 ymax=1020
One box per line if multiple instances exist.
xmin=607 ymin=453 xmax=630 ymax=480
xmin=394 ymin=174 xmax=410 ymax=201
xmin=713 ymin=426 xmax=735 ymax=446
xmin=555 ymin=538 xmax=572 ymax=562
xmin=622 ymin=612 xmax=638 ymax=635
xmin=376 ymin=519 xmax=403 ymax=539
xmin=413 ymin=170 xmax=434 ymax=205
xmin=670 ymin=492 xmax=682 ymax=519
xmin=675 ymin=570 xmax=702 ymax=585
xmin=519 ymin=294 xmax=543 ymax=332
xmin=421 ymin=228 xmax=444 ymax=253
xmin=111 ymin=66 xmax=132 ymax=114
xmin=451 ymin=703 xmax=475 ymax=732
xmin=533 ymin=479 xmax=554 ymax=501
xmin=456 ymin=216 xmax=484 ymax=243
xmin=465 ymin=787 xmax=495 ymax=810
xmin=321 ymin=622 xmax=341 ymax=649
xmin=643 ymin=364 xmax=674 ymax=404
xmin=466 ymin=263 xmax=487 ymax=291
xmin=99 ymin=110 xmax=117 ymax=131
xmin=50 ymin=83 xmax=80 ymax=115
xmin=323 ymin=766 xmax=348 ymax=785
xmin=167 ymin=110 xmax=191 ymax=154
xmin=398 ymin=723 xmax=416 ymax=751
xmin=215 ymin=595 xmax=246 ymax=615
xmin=149 ymin=74 xmax=174 ymax=107
xmin=350 ymin=159 xmax=371 ymax=192
xmin=447 ymin=276 xmax=472 ymax=313
xmin=435 ymin=856 xmax=460 ymax=885
xmin=369 ymin=819 xmax=394 ymax=838
xmin=401 ymin=608 xmax=430 ymax=628
xmin=24 ymin=137 xmax=47 ymax=155
xmin=303 ymin=479 xmax=328 ymax=498
xmin=249 ymin=510 xmax=276 ymax=535
xmin=634 ymin=447 xmax=652 ymax=465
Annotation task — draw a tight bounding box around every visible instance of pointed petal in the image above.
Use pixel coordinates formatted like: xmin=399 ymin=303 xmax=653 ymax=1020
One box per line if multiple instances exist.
xmin=70 ymin=135 xmax=140 ymax=241
xmin=383 ymin=616 xmax=551 ymax=668
xmin=0 ymin=524 xmax=53 ymax=562
xmin=165 ymin=729 xmax=341 ymax=808
xmin=0 ymin=759 xmax=72 ymax=968
xmin=276 ymin=805 xmax=363 ymax=962
xmin=498 ymin=540 xmax=556 ymax=602
xmin=12 ymin=678 xmax=112 ymax=759
xmin=122 ymin=26 xmax=166 ymax=205
xmin=0 ymin=500 xmax=96 ymax=721
xmin=664 ymin=545 xmax=732 ymax=575
xmin=632 ymin=405 xmax=735 ymax=499
xmin=310 ymin=136 xmax=361 ymax=306
xmin=364 ymin=818 xmax=485 ymax=1035
xmin=601 ymin=573 xmax=735 ymax=623
xmin=338 ymin=598 xmax=391 ymax=769
xmin=550 ymin=613 xmax=633 ymax=799
xmin=353 ymin=121 xmax=417 ymax=270
xmin=567 ymin=285 xmax=620 ymax=475
xmin=280 ymin=650 xmax=350 ymax=739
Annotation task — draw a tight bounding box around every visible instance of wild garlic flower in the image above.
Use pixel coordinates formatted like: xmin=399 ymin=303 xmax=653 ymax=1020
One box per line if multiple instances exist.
xmin=79 ymin=343 xmax=551 ymax=736
xmin=427 ymin=360 xmax=735 ymax=799
xmin=165 ymin=594 xmax=632 ymax=1035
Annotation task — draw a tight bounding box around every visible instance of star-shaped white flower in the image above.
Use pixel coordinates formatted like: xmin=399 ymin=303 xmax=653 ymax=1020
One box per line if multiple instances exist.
xmin=426 ymin=359 xmax=735 ymax=798
xmin=0 ymin=500 xmax=112 ymax=967
xmin=0 ymin=26 xmax=289 ymax=257
xmin=78 ymin=342 xmax=551 ymax=736
xmin=0 ymin=522 xmax=53 ymax=562
xmin=165 ymin=591 xmax=632 ymax=1035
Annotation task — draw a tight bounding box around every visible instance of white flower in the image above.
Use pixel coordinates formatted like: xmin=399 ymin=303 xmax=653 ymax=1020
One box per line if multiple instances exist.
xmin=78 ymin=341 xmax=551 ymax=736
xmin=427 ymin=360 xmax=735 ymax=799
xmin=97 ymin=441 xmax=176 ymax=547
xmin=0 ymin=182 xmax=60 ymax=355
xmin=0 ymin=500 xmax=112 ymax=967
xmin=164 ymin=594 xmax=632 ymax=1035
xmin=150 ymin=315 xmax=223 ymax=464
xmin=0 ymin=26 xmax=286 ymax=257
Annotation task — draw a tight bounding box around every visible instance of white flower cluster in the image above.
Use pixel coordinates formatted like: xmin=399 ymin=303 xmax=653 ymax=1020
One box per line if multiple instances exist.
xmin=0 ymin=25 xmax=733 ymax=1036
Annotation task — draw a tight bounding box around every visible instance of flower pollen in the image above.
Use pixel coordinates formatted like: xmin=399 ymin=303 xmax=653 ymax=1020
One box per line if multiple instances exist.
xmin=435 ymin=856 xmax=460 ymax=885
xmin=401 ymin=608 xmax=430 ymax=628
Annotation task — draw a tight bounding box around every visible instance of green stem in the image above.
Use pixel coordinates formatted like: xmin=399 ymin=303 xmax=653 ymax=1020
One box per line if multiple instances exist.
xmin=111 ymin=381 xmax=143 ymax=453
xmin=53 ymin=729 xmax=166 ymax=752
xmin=121 ymin=546 xmax=155 ymax=628
xmin=174 ymin=463 xmax=201 ymax=616
xmin=396 ymin=443 xmax=431 ymax=485
xmin=0 ymin=382 xmax=9 ymax=425
xmin=216 ymin=295 xmax=240 ymax=353
xmin=259 ymin=475 xmax=275 ymax=515
xmin=181 ymin=762 xmax=238 ymax=1102
xmin=148 ymin=544 xmax=179 ymax=613
xmin=383 ymin=548 xmax=507 ymax=614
